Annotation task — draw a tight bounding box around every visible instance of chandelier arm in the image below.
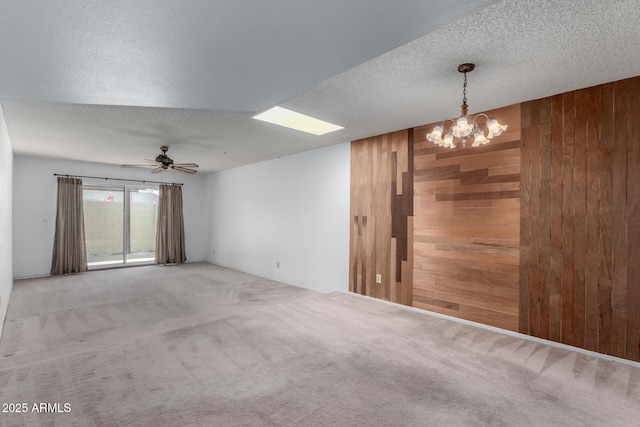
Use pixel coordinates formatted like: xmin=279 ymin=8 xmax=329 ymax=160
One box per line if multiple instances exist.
xmin=441 ymin=118 xmax=456 ymax=133
xmin=471 ymin=113 xmax=489 ymax=127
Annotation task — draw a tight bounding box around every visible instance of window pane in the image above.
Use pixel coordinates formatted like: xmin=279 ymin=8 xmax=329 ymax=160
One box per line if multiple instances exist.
xmin=83 ymin=188 xmax=124 ymax=266
xmin=127 ymin=188 xmax=158 ymax=263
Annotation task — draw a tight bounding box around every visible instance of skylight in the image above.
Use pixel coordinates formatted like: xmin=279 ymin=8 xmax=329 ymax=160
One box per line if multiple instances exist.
xmin=252 ymin=106 xmax=344 ymax=136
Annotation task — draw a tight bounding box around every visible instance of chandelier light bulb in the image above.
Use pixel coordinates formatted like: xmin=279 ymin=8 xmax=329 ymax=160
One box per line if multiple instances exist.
xmin=427 ymin=124 xmax=444 ymax=144
xmin=443 ymin=132 xmax=455 ymax=148
xmin=486 ymin=118 xmax=508 ymax=137
xmin=472 ymin=128 xmax=489 ymax=147
xmin=452 ymin=116 xmax=473 ymax=139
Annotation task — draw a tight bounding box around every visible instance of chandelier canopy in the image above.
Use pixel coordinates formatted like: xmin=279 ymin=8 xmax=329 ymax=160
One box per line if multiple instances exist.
xmin=427 ymin=63 xmax=507 ymax=149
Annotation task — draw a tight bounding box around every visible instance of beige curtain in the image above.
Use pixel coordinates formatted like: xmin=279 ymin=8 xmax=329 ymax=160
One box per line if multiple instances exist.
xmin=51 ymin=177 xmax=88 ymax=275
xmin=155 ymin=184 xmax=187 ymax=264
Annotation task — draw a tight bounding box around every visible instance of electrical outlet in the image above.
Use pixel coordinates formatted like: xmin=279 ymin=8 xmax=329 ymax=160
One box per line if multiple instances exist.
xmin=376 ymin=274 xmax=382 ymax=284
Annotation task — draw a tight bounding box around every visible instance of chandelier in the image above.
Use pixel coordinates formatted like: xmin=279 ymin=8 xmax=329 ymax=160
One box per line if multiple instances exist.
xmin=426 ymin=63 xmax=507 ymax=148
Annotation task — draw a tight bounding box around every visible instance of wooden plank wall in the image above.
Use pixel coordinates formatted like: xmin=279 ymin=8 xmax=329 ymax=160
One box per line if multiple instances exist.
xmin=350 ymin=130 xmax=413 ymax=305
xmin=412 ymin=104 xmax=521 ymax=331
xmin=520 ymin=76 xmax=640 ymax=361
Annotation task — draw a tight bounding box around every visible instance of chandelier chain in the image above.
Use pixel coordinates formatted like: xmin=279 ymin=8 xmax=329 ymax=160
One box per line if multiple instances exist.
xmin=462 ymin=72 xmax=468 ymax=106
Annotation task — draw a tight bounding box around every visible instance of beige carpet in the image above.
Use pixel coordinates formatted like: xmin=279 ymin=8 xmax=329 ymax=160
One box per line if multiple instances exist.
xmin=0 ymin=263 xmax=639 ymax=426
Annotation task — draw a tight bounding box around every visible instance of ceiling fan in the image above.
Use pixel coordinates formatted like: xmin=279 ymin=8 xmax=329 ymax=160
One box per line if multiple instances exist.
xmin=121 ymin=146 xmax=199 ymax=174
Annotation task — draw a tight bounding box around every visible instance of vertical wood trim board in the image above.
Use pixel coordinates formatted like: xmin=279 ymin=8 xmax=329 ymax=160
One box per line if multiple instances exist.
xmin=520 ymin=76 xmax=640 ymax=361
xmin=412 ymin=104 xmax=521 ymax=331
xmin=350 ymin=130 xmax=413 ymax=305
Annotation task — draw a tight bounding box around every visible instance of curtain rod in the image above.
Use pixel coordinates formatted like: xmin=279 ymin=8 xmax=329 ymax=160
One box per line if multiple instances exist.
xmin=53 ymin=173 xmax=183 ymax=186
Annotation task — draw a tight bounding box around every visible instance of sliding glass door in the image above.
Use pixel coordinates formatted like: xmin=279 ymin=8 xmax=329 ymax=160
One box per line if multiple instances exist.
xmin=83 ymin=184 xmax=159 ymax=268
xmin=83 ymin=187 xmax=124 ymax=266
xmin=127 ymin=188 xmax=158 ymax=263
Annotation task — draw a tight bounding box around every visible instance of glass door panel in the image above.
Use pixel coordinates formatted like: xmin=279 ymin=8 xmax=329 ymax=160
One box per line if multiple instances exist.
xmin=127 ymin=188 xmax=158 ymax=264
xmin=83 ymin=187 xmax=125 ymax=266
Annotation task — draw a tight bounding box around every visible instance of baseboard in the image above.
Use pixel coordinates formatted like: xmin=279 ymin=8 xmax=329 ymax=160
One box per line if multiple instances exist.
xmin=344 ymin=290 xmax=640 ymax=369
xmin=206 ymin=261 xmax=343 ymax=295
xmin=13 ymin=273 xmax=50 ymax=280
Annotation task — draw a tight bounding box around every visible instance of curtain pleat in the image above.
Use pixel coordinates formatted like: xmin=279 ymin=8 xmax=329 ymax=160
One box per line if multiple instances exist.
xmin=155 ymin=184 xmax=186 ymax=264
xmin=51 ymin=177 xmax=88 ymax=275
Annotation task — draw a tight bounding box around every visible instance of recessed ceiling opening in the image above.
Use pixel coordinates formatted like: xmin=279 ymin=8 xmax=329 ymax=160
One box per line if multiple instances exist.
xmin=252 ymin=106 xmax=344 ymax=136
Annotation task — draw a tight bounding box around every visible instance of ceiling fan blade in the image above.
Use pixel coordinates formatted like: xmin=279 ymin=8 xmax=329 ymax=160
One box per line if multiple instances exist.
xmin=151 ymin=167 xmax=164 ymax=174
xmin=172 ymin=165 xmax=197 ymax=174
xmin=121 ymin=164 xmax=158 ymax=168
xmin=173 ymin=163 xmax=199 ymax=168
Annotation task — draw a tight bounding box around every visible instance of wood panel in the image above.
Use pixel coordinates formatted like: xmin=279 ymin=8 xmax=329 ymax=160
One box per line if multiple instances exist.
xmin=349 ymin=74 xmax=640 ymax=362
xmin=413 ymin=104 xmax=521 ymax=331
xmin=560 ymin=90 xmax=575 ymax=346
xmin=527 ymin=100 xmax=542 ymax=338
xmin=520 ymin=75 xmax=640 ymax=361
xmin=627 ymin=77 xmax=640 ymax=361
xmin=610 ymin=81 xmax=627 ymax=357
xmin=350 ymin=130 xmax=413 ymax=305
xmin=549 ymin=94 xmax=564 ymax=343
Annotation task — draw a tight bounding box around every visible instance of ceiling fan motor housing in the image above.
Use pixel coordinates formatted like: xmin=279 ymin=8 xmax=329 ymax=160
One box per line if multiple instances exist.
xmin=155 ymin=154 xmax=174 ymax=165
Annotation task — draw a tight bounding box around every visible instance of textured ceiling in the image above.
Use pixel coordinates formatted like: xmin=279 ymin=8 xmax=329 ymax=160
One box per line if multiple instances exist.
xmin=2 ymin=0 xmax=640 ymax=173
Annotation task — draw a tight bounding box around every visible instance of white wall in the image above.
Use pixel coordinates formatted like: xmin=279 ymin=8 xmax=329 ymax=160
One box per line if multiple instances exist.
xmin=205 ymin=142 xmax=350 ymax=293
xmin=13 ymin=156 xmax=207 ymax=278
xmin=0 ymin=105 xmax=13 ymax=338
